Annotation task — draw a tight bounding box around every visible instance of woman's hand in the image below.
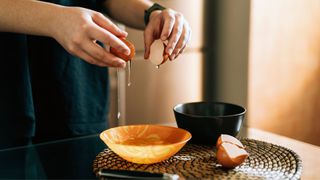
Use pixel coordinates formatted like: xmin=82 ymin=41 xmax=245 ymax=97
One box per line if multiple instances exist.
xmin=52 ymin=7 xmax=130 ymax=68
xmin=144 ymin=9 xmax=191 ymax=60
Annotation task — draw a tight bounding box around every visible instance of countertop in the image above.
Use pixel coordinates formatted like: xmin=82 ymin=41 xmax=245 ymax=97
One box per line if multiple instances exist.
xmin=0 ymin=134 xmax=105 ymax=179
xmin=246 ymin=128 xmax=320 ymax=180
xmin=0 ymin=127 xmax=318 ymax=179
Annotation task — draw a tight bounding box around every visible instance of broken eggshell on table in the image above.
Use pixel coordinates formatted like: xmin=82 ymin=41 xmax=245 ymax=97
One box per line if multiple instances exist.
xmin=216 ymin=134 xmax=249 ymax=168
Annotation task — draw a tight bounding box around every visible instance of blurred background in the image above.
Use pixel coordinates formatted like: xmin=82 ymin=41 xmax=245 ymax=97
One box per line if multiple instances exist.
xmin=108 ymin=0 xmax=320 ymax=147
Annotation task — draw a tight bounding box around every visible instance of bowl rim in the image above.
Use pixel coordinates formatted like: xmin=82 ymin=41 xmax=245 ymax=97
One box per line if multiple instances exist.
xmin=100 ymin=124 xmax=192 ymax=147
xmin=173 ymin=101 xmax=246 ymax=118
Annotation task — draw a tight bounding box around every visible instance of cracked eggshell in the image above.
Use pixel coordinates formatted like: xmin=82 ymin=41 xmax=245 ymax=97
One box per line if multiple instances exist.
xmin=110 ymin=37 xmax=135 ymax=62
xmin=149 ymin=39 xmax=169 ymax=66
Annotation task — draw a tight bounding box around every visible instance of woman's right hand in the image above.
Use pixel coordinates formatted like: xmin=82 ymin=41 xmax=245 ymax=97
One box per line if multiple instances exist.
xmin=51 ymin=7 xmax=130 ymax=68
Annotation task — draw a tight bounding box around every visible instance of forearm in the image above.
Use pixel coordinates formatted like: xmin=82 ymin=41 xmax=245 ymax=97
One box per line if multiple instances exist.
xmin=0 ymin=0 xmax=62 ymax=37
xmin=104 ymin=0 xmax=153 ymax=30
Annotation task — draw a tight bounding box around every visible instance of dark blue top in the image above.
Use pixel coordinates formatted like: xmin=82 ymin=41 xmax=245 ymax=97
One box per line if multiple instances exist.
xmin=0 ymin=0 xmax=110 ymax=148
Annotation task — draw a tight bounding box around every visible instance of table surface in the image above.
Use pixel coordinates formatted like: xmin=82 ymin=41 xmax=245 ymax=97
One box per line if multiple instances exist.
xmin=0 ymin=127 xmax=319 ymax=179
xmin=245 ymin=128 xmax=320 ymax=180
xmin=0 ymin=134 xmax=105 ymax=179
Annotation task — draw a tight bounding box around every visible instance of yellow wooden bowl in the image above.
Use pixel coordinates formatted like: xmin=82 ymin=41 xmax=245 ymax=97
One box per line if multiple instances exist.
xmin=100 ymin=124 xmax=192 ymax=164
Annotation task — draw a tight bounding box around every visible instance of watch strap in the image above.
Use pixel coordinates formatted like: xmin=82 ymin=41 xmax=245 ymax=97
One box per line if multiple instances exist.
xmin=144 ymin=3 xmax=166 ymax=25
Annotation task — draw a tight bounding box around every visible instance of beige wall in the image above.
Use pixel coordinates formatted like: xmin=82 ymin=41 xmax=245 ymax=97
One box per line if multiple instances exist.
xmin=109 ymin=0 xmax=205 ymax=126
xmin=248 ymin=0 xmax=320 ymax=145
xmin=109 ymin=0 xmax=250 ymax=128
xmin=124 ymin=52 xmax=203 ymax=126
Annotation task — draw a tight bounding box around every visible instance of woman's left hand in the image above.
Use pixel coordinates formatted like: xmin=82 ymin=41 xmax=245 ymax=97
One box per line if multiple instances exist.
xmin=144 ymin=9 xmax=191 ymax=60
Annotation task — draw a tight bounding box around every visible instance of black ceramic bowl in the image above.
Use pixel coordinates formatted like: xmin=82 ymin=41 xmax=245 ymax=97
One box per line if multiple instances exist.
xmin=173 ymin=102 xmax=246 ymax=145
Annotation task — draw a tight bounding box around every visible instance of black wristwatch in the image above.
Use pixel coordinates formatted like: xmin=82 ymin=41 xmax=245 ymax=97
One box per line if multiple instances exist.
xmin=144 ymin=3 xmax=166 ymax=25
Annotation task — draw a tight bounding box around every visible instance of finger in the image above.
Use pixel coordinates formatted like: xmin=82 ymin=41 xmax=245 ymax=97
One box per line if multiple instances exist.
xmin=174 ymin=44 xmax=186 ymax=59
xmin=175 ymin=27 xmax=191 ymax=59
xmin=160 ymin=11 xmax=175 ymax=41
xmin=166 ymin=14 xmax=184 ymax=57
xmin=102 ymin=51 xmax=128 ymax=68
xmin=75 ymin=48 xmax=109 ymax=67
xmin=88 ymin=25 xmax=131 ymax=55
xmin=144 ymin=26 xmax=155 ymax=59
xmin=92 ymin=12 xmax=127 ymax=37
xmin=81 ymin=40 xmax=126 ymax=68
xmin=169 ymin=29 xmax=186 ymax=60
xmin=172 ymin=24 xmax=191 ymax=60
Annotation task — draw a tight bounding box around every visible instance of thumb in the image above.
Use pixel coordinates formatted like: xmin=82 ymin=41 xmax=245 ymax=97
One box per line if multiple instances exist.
xmin=92 ymin=13 xmax=127 ymax=37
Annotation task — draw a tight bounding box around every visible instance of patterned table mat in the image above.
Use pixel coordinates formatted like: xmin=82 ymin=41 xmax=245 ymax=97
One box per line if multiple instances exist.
xmin=93 ymin=138 xmax=302 ymax=179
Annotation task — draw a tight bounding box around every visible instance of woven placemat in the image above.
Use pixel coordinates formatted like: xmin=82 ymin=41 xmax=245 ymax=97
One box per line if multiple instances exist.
xmin=93 ymin=138 xmax=302 ymax=179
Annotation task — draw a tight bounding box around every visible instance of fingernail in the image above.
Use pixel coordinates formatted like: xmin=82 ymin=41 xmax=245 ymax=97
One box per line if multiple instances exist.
xmin=144 ymin=48 xmax=150 ymax=60
xmin=161 ymin=36 xmax=167 ymax=41
xmin=170 ymin=54 xmax=175 ymax=60
xmin=123 ymin=49 xmax=130 ymax=56
xmin=118 ymin=61 xmax=126 ymax=68
xmin=167 ymin=48 xmax=173 ymax=55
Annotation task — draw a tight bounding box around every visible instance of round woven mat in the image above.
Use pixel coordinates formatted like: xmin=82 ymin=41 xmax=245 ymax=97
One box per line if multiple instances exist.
xmin=93 ymin=138 xmax=302 ymax=179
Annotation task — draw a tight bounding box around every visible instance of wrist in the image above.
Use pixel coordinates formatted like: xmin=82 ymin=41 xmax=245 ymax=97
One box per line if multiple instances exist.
xmin=144 ymin=3 xmax=166 ymax=25
xmin=34 ymin=1 xmax=65 ymax=38
xmin=32 ymin=2 xmax=65 ymax=39
xmin=47 ymin=6 xmax=68 ymax=39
